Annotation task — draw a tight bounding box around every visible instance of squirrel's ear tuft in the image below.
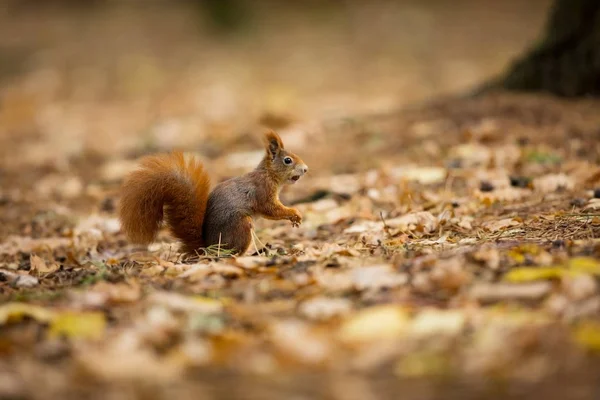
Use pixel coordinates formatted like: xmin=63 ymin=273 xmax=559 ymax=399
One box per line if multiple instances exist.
xmin=263 ymin=130 xmax=284 ymax=159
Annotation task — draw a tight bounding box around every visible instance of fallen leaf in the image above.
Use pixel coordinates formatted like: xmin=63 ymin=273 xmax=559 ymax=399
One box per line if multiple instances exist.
xmin=30 ymin=254 xmax=59 ymax=274
xmin=338 ymin=305 xmax=410 ymax=344
xmin=0 ymin=269 xmax=39 ymax=288
xmin=270 ymin=319 xmax=331 ymax=364
xmin=388 ymin=165 xmax=447 ymax=184
xmin=75 ymin=215 xmax=121 ymax=235
xmin=75 ymin=281 xmax=142 ymax=307
xmin=449 ymin=143 xmax=491 ymax=167
xmin=471 ymin=246 xmax=501 ymax=270
xmin=0 ymin=303 xmax=54 ymax=325
xmin=533 ymin=173 xmax=574 ymax=193
xmin=99 ymin=159 xmax=138 ymax=182
xmin=561 ymin=274 xmax=597 ymax=301
xmin=395 ymin=352 xmax=450 ymax=377
xmin=148 ymin=292 xmax=224 ymax=314
xmin=410 ymin=309 xmax=466 ymax=338
xmin=77 ymin=343 xmax=183 ymax=383
xmin=385 ymin=212 xmax=438 ymax=233
xmin=49 ymin=311 xmax=106 ymax=340
xmin=312 ymin=174 xmax=362 ymax=196
xmin=482 ymin=218 xmax=520 ymax=232
xmin=351 ymin=265 xmax=408 ymax=291
xmin=298 ymin=297 xmax=353 ymax=321
xmin=573 ymin=321 xmax=600 ymax=352
xmin=504 ymin=258 xmax=600 ymax=282
xmin=233 ymin=256 xmax=270 ymax=270
xmin=568 ymin=257 xmax=600 ymax=274
xmin=429 ymin=257 xmax=472 ymax=291
xmin=344 ymin=220 xmax=384 ymax=234
xmin=470 ymin=282 xmax=552 ymax=302
xmin=0 ymin=236 xmax=71 ymax=256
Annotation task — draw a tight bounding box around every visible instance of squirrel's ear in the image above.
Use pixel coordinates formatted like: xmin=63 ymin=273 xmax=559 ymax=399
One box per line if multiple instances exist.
xmin=263 ymin=130 xmax=284 ymax=159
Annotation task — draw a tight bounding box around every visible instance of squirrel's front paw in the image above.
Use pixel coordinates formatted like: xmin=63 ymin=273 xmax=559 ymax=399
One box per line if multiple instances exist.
xmin=289 ymin=209 xmax=302 ymax=227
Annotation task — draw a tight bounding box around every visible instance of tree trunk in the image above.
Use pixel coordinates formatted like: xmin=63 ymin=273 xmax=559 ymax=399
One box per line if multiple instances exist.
xmin=500 ymin=0 xmax=600 ymax=97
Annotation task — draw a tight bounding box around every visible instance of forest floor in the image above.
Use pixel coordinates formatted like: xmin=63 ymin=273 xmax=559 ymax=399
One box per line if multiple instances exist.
xmin=4 ymin=1 xmax=600 ymax=399
xmin=2 ymin=91 xmax=600 ymax=400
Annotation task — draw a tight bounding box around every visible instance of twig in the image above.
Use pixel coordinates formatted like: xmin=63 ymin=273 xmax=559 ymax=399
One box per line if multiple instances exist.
xmin=379 ymin=211 xmax=391 ymax=238
xmin=250 ymin=229 xmax=262 ymax=256
xmin=218 ymin=232 xmax=222 ymax=258
xmin=251 ymin=229 xmax=268 ymax=256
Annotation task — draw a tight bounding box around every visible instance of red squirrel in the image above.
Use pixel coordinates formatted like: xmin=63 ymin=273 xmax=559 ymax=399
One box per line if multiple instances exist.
xmin=118 ymin=130 xmax=308 ymax=255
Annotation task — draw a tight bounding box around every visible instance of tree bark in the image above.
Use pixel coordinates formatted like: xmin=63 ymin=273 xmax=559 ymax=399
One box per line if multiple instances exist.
xmin=500 ymin=0 xmax=600 ymax=97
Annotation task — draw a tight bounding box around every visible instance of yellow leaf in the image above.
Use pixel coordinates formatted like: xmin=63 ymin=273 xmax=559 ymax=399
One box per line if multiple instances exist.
xmin=507 ymin=250 xmax=526 ymax=265
xmin=504 ymin=257 xmax=600 ymax=282
xmin=0 ymin=303 xmax=54 ymax=325
xmin=338 ymin=305 xmax=410 ymax=344
xmin=191 ymin=296 xmax=225 ymax=310
xmin=49 ymin=312 xmax=106 ymax=340
xmin=395 ymin=352 xmax=450 ymax=377
xmin=573 ymin=321 xmax=600 ymax=352
xmin=504 ymin=267 xmax=568 ymax=282
xmin=568 ymin=257 xmax=600 ymax=274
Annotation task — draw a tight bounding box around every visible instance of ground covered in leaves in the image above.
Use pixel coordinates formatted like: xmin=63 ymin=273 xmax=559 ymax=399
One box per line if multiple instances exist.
xmin=3 ymin=91 xmax=600 ymax=399
xmin=4 ymin=2 xmax=600 ymax=399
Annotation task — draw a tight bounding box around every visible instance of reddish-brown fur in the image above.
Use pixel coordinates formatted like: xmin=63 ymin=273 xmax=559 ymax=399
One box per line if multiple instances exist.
xmin=118 ymin=130 xmax=308 ymax=256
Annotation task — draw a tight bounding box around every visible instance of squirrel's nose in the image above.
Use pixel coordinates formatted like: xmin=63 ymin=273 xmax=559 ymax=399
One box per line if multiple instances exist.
xmin=301 ymin=165 xmax=308 ymax=174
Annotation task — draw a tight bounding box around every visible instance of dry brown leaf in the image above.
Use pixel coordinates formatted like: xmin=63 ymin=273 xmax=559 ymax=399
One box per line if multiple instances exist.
xmin=475 ymin=187 xmax=531 ymax=203
xmin=30 ymin=254 xmax=60 ymax=274
xmin=269 ymin=319 xmax=331 ymax=364
xmin=410 ymin=309 xmax=467 ymax=338
xmin=386 ymin=211 xmax=438 ymax=233
xmin=79 ymin=281 xmax=142 ymax=306
xmin=298 ymin=297 xmax=353 ymax=321
xmin=344 ymin=220 xmax=384 ymax=234
xmin=0 ymin=236 xmax=71 ymax=256
xmin=561 ymin=274 xmax=597 ymax=302
xmin=313 ymin=268 xmax=354 ymax=292
xmin=533 ymin=173 xmax=575 ymax=193
xmin=99 ymin=159 xmax=138 ymax=182
xmin=482 ymin=218 xmax=520 ymax=232
xmin=388 ymin=165 xmax=447 ymax=184
xmin=338 ymin=305 xmax=410 ymax=344
xmin=312 ymin=174 xmax=362 ymax=195
xmin=148 ymin=292 xmax=224 ymax=314
xmin=77 ymin=344 xmax=183 ymax=383
xmin=233 ymin=256 xmax=270 ymax=270
xmin=471 ymin=246 xmax=501 ymax=270
xmin=470 ymin=282 xmax=552 ymax=302
xmin=449 ymin=143 xmax=491 ymax=167
xmin=429 ymin=257 xmax=473 ymax=291
xmin=351 ymin=265 xmax=408 ymax=291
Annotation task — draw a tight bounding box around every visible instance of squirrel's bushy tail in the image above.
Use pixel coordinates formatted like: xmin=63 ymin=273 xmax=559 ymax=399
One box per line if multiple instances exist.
xmin=118 ymin=152 xmax=210 ymax=253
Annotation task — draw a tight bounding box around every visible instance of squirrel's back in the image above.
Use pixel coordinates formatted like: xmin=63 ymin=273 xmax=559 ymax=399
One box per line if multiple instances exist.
xmin=118 ymin=152 xmax=210 ymax=253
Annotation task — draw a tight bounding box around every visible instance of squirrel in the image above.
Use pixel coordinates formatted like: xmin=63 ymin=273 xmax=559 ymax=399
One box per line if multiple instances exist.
xmin=118 ymin=130 xmax=308 ymax=256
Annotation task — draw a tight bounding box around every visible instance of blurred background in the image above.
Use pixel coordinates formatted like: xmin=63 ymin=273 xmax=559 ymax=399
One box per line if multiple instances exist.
xmin=0 ymin=0 xmax=553 ymax=171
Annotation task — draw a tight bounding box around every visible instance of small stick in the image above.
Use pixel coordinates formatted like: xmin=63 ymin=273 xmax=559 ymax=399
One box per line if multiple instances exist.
xmin=380 ymin=211 xmax=391 ymax=238
xmin=217 ymin=232 xmax=222 ymax=258
xmin=252 ymin=229 xmax=267 ymax=250
xmin=250 ymin=229 xmax=262 ymax=256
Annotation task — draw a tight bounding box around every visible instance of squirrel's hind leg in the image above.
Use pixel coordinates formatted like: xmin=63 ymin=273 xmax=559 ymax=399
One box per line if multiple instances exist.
xmin=222 ymin=216 xmax=253 ymax=256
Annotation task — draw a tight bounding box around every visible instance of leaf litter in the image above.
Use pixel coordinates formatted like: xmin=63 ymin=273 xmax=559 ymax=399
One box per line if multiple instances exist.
xmin=3 ymin=65 xmax=600 ymax=400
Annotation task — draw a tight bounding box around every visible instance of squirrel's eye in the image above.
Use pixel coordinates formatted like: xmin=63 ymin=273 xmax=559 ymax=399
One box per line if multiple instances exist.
xmin=283 ymin=157 xmax=293 ymax=165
